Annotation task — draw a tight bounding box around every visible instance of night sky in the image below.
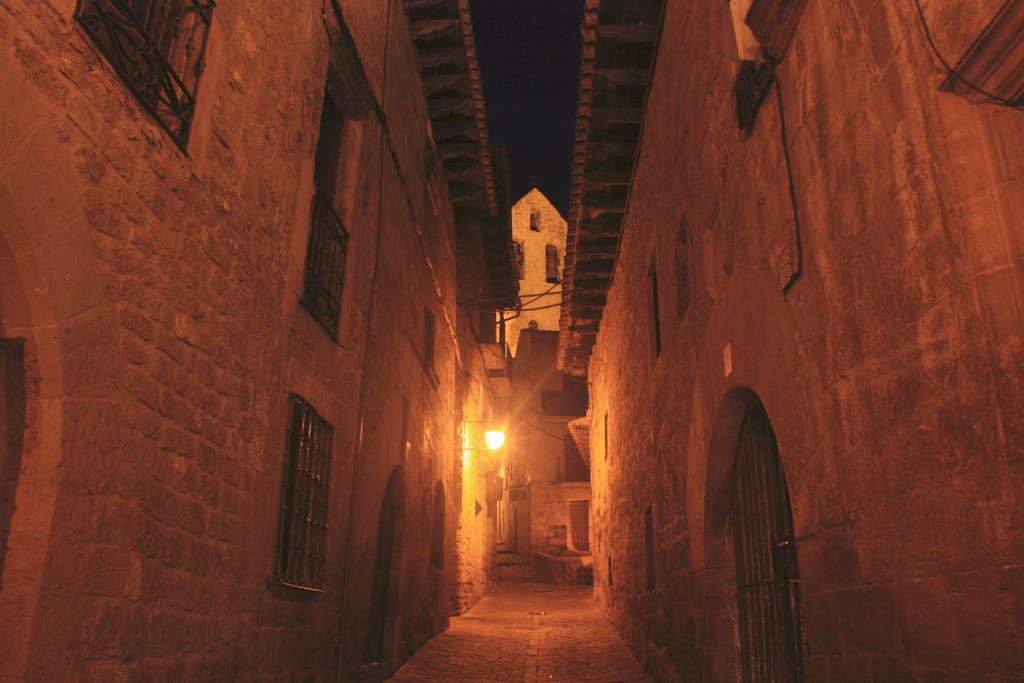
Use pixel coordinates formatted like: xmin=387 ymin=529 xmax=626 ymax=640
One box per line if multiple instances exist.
xmin=469 ymin=0 xmax=584 ymax=218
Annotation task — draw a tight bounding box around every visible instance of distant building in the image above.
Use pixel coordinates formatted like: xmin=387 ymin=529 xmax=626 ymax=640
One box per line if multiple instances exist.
xmin=502 ymin=328 xmax=591 ymax=584
xmin=503 ymin=189 xmax=567 ymax=355
xmin=497 ymin=191 xmax=590 ymax=582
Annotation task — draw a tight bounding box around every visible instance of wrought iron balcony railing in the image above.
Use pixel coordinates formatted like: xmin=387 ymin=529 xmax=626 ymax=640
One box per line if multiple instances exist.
xmin=76 ymin=0 xmax=214 ymax=148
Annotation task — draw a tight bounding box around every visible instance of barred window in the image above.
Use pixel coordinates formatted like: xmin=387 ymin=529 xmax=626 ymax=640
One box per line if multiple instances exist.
xmin=75 ymin=0 xmax=214 ymax=147
xmin=276 ymin=394 xmax=333 ymax=591
xmin=301 ymin=190 xmax=349 ymax=338
xmin=301 ymin=89 xmax=349 ymax=338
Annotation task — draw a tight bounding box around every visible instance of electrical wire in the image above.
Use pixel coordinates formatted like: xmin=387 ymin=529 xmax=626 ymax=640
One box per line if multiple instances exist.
xmin=518 ymin=281 xmax=561 ymax=308
xmin=459 ymin=282 xmax=561 ymax=307
xmin=459 ymin=291 xmax=606 ymax=313
xmin=912 ymin=0 xmax=1023 ymax=110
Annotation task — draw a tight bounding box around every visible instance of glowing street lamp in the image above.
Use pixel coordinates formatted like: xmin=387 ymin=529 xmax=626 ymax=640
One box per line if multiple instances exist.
xmin=484 ymin=430 xmax=506 ymax=450
xmin=462 ymin=421 xmax=507 ymax=455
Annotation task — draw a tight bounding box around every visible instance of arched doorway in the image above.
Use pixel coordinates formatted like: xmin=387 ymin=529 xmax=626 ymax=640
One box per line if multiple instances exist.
xmin=365 ymin=467 xmax=406 ymax=664
xmin=731 ymin=397 xmax=803 ymax=682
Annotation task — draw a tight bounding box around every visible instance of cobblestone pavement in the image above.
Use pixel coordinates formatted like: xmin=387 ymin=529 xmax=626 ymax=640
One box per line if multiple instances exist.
xmin=389 ymin=582 xmax=657 ymax=682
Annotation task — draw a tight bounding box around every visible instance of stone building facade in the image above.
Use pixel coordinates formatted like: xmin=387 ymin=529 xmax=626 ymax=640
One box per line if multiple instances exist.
xmin=504 ymin=328 xmax=590 ymax=579
xmin=0 ymin=0 xmax=514 ymax=681
xmin=505 ymin=189 xmax=567 ymax=355
xmin=563 ymin=0 xmax=1024 ymax=681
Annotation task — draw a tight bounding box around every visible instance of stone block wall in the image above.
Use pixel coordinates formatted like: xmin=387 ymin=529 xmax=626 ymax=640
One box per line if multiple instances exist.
xmin=0 ymin=0 xmax=480 ymax=680
xmin=529 ymin=480 xmax=569 ymax=555
xmin=585 ymin=0 xmax=1024 ymax=681
xmin=453 ymin=307 xmax=503 ymax=614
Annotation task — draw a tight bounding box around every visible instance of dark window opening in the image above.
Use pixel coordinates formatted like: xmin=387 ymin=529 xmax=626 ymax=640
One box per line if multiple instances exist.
xmin=530 ymin=209 xmax=541 ymax=231
xmin=732 ymin=398 xmax=804 ymax=682
xmin=644 ymin=505 xmax=655 ymax=591
xmin=300 ymin=84 xmax=349 ymax=339
xmin=275 ymin=394 xmax=333 ymax=591
xmin=649 ymin=259 xmax=662 ymax=356
xmin=0 ymin=339 xmax=27 ymax=587
xmin=75 ymin=0 xmax=214 ymax=147
xmin=314 ymin=90 xmax=345 ymax=199
xmin=735 ymin=59 xmax=775 ymax=133
xmin=607 ymin=555 xmax=613 ymax=587
xmin=545 ymin=244 xmax=560 ymax=284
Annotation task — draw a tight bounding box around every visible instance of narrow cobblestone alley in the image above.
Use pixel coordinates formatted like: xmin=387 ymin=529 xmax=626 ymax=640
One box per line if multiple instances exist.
xmin=389 ymin=582 xmax=656 ymax=682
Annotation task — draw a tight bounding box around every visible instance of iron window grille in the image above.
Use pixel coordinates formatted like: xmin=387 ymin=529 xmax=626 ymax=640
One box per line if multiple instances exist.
xmin=276 ymin=394 xmax=333 ymax=591
xmin=75 ymin=0 xmax=213 ymax=148
xmin=300 ymin=189 xmax=349 ymax=339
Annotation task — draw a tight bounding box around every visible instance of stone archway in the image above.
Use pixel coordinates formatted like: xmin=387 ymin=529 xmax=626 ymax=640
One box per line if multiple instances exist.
xmin=683 ymin=267 xmax=839 ymax=682
xmin=737 ymin=397 xmax=804 ymax=682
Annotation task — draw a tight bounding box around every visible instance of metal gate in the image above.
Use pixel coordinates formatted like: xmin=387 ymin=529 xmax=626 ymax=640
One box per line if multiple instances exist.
xmin=732 ymin=399 xmax=804 ymax=682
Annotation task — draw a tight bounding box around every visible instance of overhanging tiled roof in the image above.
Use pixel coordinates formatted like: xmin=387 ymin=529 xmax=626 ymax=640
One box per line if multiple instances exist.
xmin=558 ymin=0 xmax=663 ymax=376
xmin=405 ymin=0 xmax=519 ymax=307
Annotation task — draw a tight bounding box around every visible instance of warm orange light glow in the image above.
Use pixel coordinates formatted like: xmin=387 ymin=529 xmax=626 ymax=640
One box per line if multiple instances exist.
xmin=484 ymin=430 xmax=506 ymax=450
